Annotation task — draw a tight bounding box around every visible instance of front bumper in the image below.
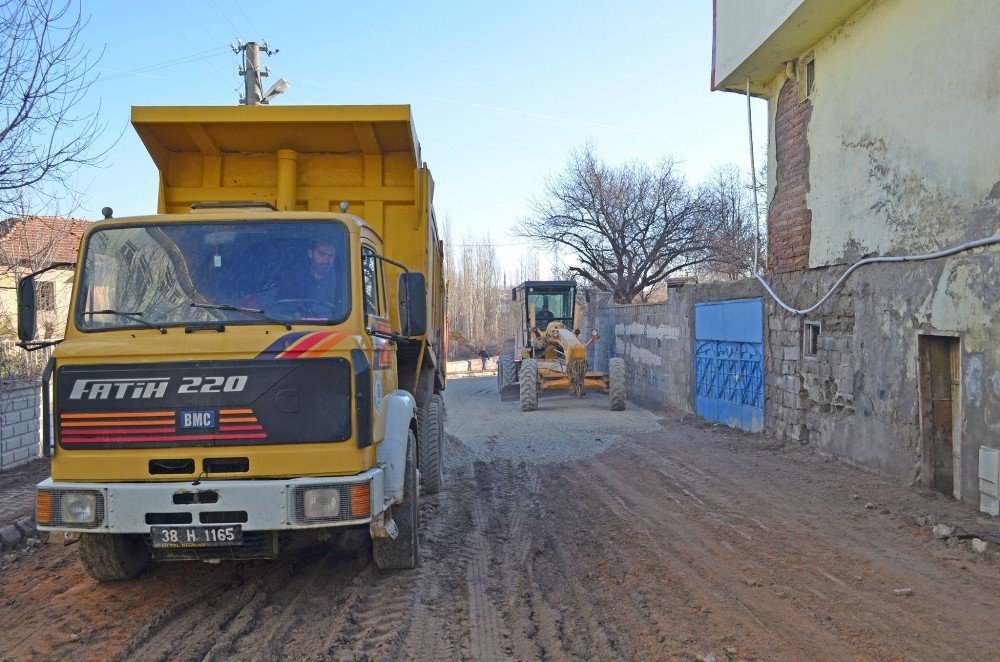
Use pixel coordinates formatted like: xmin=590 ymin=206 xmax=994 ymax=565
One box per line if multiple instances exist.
xmin=35 ymin=468 xmax=385 ymax=534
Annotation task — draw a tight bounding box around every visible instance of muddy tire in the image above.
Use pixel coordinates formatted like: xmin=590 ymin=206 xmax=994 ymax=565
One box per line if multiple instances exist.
xmin=519 ymin=359 xmax=538 ymax=412
xmin=497 ymin=355 xmax=517 ymax=395
xmin=417 ymin=394 xmax=445 ymax=495
xmin=373 ymin=431 xmax=420 ymax=570
xmin=79 ymin=533 xmax=151 ymax=582
xmin=609 ymin=357 xmax=626 ymax=411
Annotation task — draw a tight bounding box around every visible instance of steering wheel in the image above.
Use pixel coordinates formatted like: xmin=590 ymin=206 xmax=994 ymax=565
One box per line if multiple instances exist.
xmin=269 ymin=298 xmax=339 ymax=319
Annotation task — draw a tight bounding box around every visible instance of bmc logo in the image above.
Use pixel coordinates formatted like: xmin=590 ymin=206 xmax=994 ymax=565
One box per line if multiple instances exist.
xmin=180 ymin=410 xmax=216 ymax=429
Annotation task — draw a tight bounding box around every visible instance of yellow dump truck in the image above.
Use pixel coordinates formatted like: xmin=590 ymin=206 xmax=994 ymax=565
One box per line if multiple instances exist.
xmin=17 ymin=105 xmax=447 ymax=580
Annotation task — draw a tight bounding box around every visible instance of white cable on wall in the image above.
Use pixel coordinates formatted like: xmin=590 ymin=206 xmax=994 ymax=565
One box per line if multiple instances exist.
xmin=756 ymin=235 xmax=1000 ymax=315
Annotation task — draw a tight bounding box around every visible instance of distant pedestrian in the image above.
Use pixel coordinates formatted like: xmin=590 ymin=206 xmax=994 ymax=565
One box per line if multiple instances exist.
xmin=477 ymin=349 xmax=489 ymax=371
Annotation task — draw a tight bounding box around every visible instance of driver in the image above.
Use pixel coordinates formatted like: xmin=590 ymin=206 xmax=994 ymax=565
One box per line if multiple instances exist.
xmin=274 ymin=239 xmax=341 ymax=310
xmin=535 ymin=298 xmax=556 ymax=330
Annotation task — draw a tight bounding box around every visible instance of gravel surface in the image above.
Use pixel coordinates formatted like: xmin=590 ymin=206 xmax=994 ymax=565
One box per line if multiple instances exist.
xmin=445 ymin=372 xmax=663 ymax=465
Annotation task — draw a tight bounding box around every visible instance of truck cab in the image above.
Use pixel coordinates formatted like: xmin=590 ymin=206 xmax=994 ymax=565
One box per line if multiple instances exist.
xmin=18 ymin=106 xmax=446 ymax=579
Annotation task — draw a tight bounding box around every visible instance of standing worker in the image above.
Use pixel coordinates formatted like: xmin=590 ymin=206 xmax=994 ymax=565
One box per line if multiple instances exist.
xmin=477 ymin=348 xmax=489 ymax=372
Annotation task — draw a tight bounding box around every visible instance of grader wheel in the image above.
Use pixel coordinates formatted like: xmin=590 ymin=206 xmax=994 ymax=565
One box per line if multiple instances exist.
xmin=519 ymin=359 xmax=538 ymax=411
xmin=609 ymin=357 xmax=626 ymax=411
xmin=497 ymin=355 xmax=517 ymax=393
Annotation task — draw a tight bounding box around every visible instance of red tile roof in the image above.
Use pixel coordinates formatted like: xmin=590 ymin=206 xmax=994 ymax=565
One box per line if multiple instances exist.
xmin=0 ymin=216 xmax=92 ymax=267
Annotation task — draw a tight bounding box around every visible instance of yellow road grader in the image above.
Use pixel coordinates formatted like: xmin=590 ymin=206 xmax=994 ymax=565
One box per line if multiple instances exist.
xmin=498 ymin=281 xmax=625 ymax=411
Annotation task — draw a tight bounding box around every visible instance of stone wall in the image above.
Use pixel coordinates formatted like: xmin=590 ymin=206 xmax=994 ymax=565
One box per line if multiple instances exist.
xmin=1 ymin=382 xmax=41 ymax=470
xmin=593 ymin=244 xmax=999 ymax=508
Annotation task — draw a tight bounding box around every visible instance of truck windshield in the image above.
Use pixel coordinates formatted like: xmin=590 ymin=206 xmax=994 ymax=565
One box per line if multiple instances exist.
xmin=75 ymin=220 xmax=351 ymax=331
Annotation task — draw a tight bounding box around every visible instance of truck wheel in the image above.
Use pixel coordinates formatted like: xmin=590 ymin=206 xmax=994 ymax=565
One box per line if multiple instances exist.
xmin=373 ymin=430 xmax=420 ymax=570
xmin=79 ymin=533 xmax=151 ymax=582
xmin=497 ymin=355 xmax=517 ymax=394
xmin=417 ymin=394 xmax=445 ymax=495
xmin=609 ymin=357 xmax=626 ymax=411
xmin=519 ymin=359 xmax=538 ymax=412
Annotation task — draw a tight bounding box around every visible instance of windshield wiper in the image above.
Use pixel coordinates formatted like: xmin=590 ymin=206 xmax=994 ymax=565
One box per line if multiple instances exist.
xmin=190 ymin=303 xmax=292 ymax=330
xmin=83 ymin=309 xmax=167 ymax=334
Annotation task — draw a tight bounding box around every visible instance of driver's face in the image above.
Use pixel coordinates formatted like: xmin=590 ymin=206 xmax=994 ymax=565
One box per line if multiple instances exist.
xmin=308 ymin=243 xmax=335 ymax=278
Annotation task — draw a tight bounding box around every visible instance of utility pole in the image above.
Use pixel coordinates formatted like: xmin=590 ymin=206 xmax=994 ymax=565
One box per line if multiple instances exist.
xmin=232 ymin=40 xmax=287 ymax=105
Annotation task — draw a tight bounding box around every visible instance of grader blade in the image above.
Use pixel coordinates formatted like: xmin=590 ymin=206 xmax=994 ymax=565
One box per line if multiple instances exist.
xmin=500 ymin=382 xmax=520 ymax=402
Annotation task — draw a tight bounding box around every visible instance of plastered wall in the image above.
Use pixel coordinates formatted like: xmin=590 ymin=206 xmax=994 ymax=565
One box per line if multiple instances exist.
xmin=785 ymin=0 xmax=1000 ymax=266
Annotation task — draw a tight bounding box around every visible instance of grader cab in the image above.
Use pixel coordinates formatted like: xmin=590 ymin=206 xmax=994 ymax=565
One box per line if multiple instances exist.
xmin=498 ymin=281 xmax=625 ymax=411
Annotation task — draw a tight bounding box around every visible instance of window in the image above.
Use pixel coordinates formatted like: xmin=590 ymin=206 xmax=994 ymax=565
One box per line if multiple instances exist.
xmin=76 ymin=220 xmax=351 ymax=331
xmin=36 ymin=281 xmax=55 ymax=312
xmin=525 ymin=286 xmax=575 ymax=331
xmin=361 ymin=247 xmax=381 ymax=317
xmin=804 ymin=321 xmax=821 ymax=357
xmin=800 ymin=53 xmax=816 ymax=99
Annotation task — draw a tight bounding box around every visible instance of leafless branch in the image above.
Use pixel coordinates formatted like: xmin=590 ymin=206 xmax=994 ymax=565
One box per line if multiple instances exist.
xmin=517 ymin=145 xmax=719 ymax=304
xmin=0 ymin=0 xmax=106 ymax=218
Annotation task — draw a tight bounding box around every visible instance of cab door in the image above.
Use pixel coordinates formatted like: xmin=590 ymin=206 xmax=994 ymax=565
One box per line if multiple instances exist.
xmin=361 ymin=243 xmax=397 ymax=442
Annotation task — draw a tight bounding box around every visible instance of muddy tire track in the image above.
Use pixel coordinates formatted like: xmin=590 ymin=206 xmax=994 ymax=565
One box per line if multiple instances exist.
xmin=1 ymin=375 xmax=999 ymax=661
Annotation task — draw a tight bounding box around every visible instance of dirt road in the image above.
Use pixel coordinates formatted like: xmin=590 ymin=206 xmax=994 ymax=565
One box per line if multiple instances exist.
xmin=1 ymin=375 xmax=999 ymax=661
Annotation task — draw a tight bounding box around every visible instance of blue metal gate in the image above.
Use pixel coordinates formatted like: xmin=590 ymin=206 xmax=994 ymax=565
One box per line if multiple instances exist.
xmin=694 ymin=298 xmax=764 ymax=432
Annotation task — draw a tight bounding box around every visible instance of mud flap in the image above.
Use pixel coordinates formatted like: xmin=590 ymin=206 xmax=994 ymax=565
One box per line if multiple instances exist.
xmin=377 ymin=390 xmax=416 ymax=504
xmin=370 ymin=514 xmax=399 ymax=539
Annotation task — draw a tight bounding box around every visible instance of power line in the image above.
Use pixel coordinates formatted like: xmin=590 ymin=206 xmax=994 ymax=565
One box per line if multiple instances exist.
xmin=206 ymin=0 xmax=242 ymax=39
xmin=95 ymin=48 xmax=228 ymax=83
xmin=230 ymin=0 xmax=263 ymax=37
xmin=144 ymin=0 xmax=233 ymax=87
xmin=445 ymin=241 xmax=533 ymax=248
xmin=177 ymin=0 xmax=229 ymax=46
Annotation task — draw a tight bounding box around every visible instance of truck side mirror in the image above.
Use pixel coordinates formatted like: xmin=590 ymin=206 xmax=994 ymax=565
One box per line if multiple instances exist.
xmin=17 ymin=276 xmax=37 ymax=342
xmin=584 ymin=290 xmax=591 ymax=303
xmin=511 ymin=288 xmax=517 ymax=301
xmin=398 ymin=272 xmax=427 ymax=337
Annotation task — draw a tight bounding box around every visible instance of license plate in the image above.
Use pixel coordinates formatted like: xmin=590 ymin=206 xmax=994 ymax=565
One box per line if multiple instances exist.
xmin=150 ymin=525 xmax=242 ymax=548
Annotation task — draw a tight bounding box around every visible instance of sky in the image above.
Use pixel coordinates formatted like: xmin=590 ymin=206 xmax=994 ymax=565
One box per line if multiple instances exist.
xmin=69 ymin=0 xmax=765 ymax=274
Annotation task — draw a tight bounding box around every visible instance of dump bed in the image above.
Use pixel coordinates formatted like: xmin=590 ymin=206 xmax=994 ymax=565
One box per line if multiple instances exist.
xmin=131 ymin=105 xmax=446 ymax=374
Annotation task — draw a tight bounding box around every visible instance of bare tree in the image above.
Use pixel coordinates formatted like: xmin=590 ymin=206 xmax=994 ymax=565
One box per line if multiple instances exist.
xmin=696 ymin=165 xmax=760 ymax=281
xmin=0 ymin=0 xmax=104 ymax=218
xmin=518 ymin=145 xmax=715 ymax=304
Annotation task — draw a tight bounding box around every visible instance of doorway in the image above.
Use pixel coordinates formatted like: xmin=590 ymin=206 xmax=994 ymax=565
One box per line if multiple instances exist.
xmin=918 ymin=334 xmax=960 ymax=496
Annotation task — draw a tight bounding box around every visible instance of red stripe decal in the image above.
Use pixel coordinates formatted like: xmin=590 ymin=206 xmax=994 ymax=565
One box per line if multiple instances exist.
xmin=219 ymin=425 xmax=264 ymax=431
xmin=279 ymin=331 xmax=334 ymax=359
xmin=60 ymin=433 xmax=267 ymax=444
xmin=59 ymin=427 xmax=177 ymax=435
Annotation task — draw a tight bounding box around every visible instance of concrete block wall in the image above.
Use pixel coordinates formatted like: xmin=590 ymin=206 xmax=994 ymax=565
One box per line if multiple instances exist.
xmin=595 ymin=291 xmax=693 ymax=411
xmin=1 ymin=382 xmax=41 ymax=470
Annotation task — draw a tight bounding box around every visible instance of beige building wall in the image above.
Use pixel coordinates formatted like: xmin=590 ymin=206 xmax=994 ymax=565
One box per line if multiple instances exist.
xmin=720 ymin=0 xmax=1000 ymax=504
xmin=0 ymin=269 xmax=74 ymax=339
xmin=797 ymin=0 xmax=1000 ymax=267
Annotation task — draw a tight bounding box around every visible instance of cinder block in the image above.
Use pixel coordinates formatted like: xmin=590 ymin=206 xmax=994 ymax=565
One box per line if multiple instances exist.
xmin=981 ymin=493 xmax=1000 ymax=517
xmin=783 ymin=346 xmax=801 ymax=362
xmin=980 ymin=446 xmax=1000 ymax=485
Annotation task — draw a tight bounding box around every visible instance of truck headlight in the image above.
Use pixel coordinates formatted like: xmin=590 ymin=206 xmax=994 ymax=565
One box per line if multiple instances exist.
xmin=303 ymin=488 xmax=340 ymax=519
xmin=60 ymin=493 xmax=97 ymax=524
